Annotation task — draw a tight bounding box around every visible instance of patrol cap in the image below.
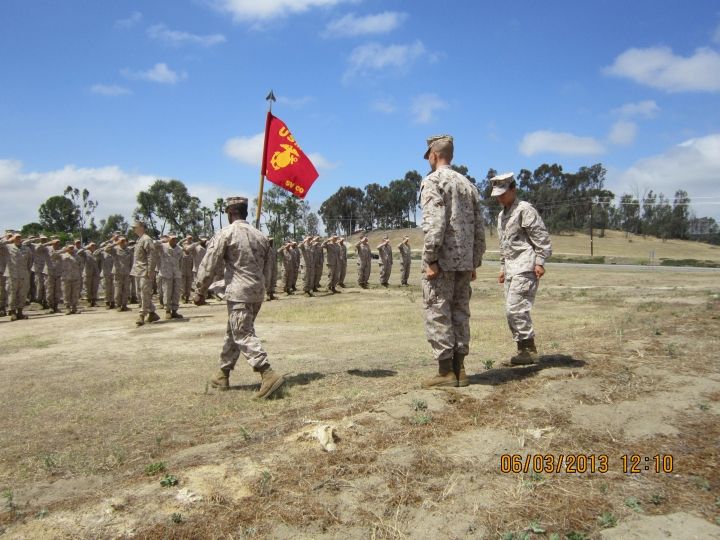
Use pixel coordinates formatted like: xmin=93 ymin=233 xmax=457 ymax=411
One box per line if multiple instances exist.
xmin=225 ymin=196 xmax=248 ymax=209
xmin=490 ymin=173 xmax=515 ymax=197
xmin=87 ymin=242 xmax=96 ymax=248
xmin=39 ymin=234 xmax=48 ymax=241
xmin=424 ymin=134 xmax=454 ymax=159
xmin=132 ymin=220 xmax=146 ymax=228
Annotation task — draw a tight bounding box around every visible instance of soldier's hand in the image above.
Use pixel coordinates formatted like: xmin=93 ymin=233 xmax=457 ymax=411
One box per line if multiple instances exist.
xmin=425 ymin=262 xmax=440 ymax=280
xmin=193 ymin=293 xmax=206 ymax=306
xmin=534 ymin=265 xmax=545 ymax=279
xmin=498 ymin=271 xmax=505 ymax=284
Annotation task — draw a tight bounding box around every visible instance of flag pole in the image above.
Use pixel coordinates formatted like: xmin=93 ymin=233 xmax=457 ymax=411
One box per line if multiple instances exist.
xmin=255 ymin=90 xmax=276 ymax=229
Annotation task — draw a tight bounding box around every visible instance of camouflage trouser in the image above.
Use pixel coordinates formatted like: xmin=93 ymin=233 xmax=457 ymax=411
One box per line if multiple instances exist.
xmin=504 ymin=272 xmax=538 ymax=341
xmin=291 ymin=263 xmax=300 ymax=289
xmin=29 ymin=271 xmax=36 ymax=302
xmin=301 ymin=264 xmax=315 ymax=293
xmin=182 ymin=273 xmax=193 ymax=300
xmin=8 ymin=277 xmax=30 ymax=311
xmin=326 ymin=264 xmax=338 ymax=289
xmin=400 ymin=258 xmax=411 ymax=285
xmin=46 ymin=274 xmax=62 ymax=308
xmin=157 ymin=275 xmax=164 ymax=305
xmin=314 ymin=263 xmax=323 ymax=289
xmin=338 ymin=260 xmax=347 ymax=285
xmin=35 ymin=272 xmax=46 ymax=305
xmin=103 ymin=275 xmax=114 ymax=305
xmin=85 ymin=273 xmax=99 ymax=303
xmin=357 ymin=260 xmax=370 ymax=286
xmin=422 ymin=270 xmax=473 ymax=362
xmin=161 ymin=276 xmax=180 ymax=312
xmin=379 ymin=262 xmax=392 ymax=285
xmin=129 ymin=274 xmax=137 ymax=300
xmin=220 ymin=301 xmax=268 ymax=371
xmin=62 ymin=278 xmax=80 ymax=310
xmin=138 ymin=275 xmax=156 ymax=315
xmin=114 ymin=273 xmax=130 ymax=308
xmin=0 ymin=275 xmax=6 ymax=310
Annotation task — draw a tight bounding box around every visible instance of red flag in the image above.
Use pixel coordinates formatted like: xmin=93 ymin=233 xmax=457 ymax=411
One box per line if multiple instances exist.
xmin=262 ymin=112 xmax=319 ymax=199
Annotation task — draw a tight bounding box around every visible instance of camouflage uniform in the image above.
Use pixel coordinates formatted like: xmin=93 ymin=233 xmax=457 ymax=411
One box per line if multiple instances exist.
xmin=31 ymin=241 xmax=49 ymax=306
xmin=180 ymin=247 xmax=194 ymax=302
xmin=398 ymin=241 xmax=412 ymax=286
xmin=133 ymin=234 xmax=158 ymax=316
xmin=266 ymin=239 xmax=277 ymax=299
xmin=77 ymin=247 xmax=100 ymax=306
xmin=337 ymin=240 xmax=348 ymax=287
xmin=1 ymin=241 xmax=32 ymax=314
xmin=53 ymin=250 xmax=82 ymax=313
xmin=98 ymin=247 xmax=115 ymax=307
xmin=498 ymin=198 xmax=552 ymax=342
xmin=298 ymin=240 xmax=315 ymax=294
xmin=378 ymin=242 xmax=393 ymax=286
xmin=290 ymin=244 xmax=300 ymax=291
xmin=155 ymin=241 xmax=182 ymax=313
xmin=196 ymin=218 xmax=273 ymax=372
xmin=322 ymin=239 xmax=340 ymax=291
xmin=355 ymin=240 xmax=371 ymax=287
xmin=312 ymin=240 xmax=323 ymax=291
xmin=106 ymin=244 xmax=133 ymax=309
xmin=278 ymin=244 xmax=294 ymax=294
xmin=420 ymin=164 xmax=485 ymax=363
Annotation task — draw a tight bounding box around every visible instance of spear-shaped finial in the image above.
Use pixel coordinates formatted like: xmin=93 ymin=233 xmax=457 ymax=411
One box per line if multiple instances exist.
xmin=266 ymin=90 xmax=276 ymax=111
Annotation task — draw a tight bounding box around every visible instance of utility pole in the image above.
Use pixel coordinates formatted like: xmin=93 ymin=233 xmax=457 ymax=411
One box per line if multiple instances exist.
xmin=589 ymin=197 xmax=598 ymax=257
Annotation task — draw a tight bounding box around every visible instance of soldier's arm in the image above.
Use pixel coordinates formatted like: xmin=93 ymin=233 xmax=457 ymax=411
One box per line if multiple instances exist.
xmin=195 ymin=234 xmax=226 ymax=297
xmin=262 ymin=242 xmax=273 ymax=293
xmin=472 ymin=191 xmax=486 ymax=268
xmin=522 ymin=207 xmax=552 ymax=265
xmin=420 ymin=178 xmax=447 ymax=266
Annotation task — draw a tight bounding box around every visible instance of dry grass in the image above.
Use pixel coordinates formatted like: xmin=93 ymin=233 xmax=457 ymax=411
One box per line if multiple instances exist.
xmin=0 ymin=264 xmax=719 ymax=538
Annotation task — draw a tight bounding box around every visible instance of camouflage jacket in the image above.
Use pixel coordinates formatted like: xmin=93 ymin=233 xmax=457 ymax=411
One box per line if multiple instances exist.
xmin=378 ymin=243 xmax=393 ymax=266
xmin=0 ymin=242 xmax=32 ymax=279
xmin=106 ymin=245 xmax=133 ymax=275
xmin=180 ymin=250 xmax=194 ymax=277
xmin=298 ymin=243 xmax=314 ymax=269
xmin=420 ymin=165 xmax=485 ymax=271
xmin=195 ymin=220 xmax=272 ymax=303
xmin=355 ymin=243 xmax=371 ymax=265
xmin=77 ymin=249 xmax=100 ymax=277
xmin=398 ymin=243 xmax=411 ymax=262
xmin=132 ymin=234 xmax=158 ymax=277
xmin=497 ymin=199 xmax=552 ymax=277
xmin=155 ymin=242 xmax=182 ymax=279
xmin=52 ymin=252 xmax=83 ymax=280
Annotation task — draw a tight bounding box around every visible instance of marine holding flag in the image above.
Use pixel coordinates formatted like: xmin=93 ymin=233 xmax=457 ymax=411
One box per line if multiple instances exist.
xmin=263 ymin=113 xmax=319 ymax=199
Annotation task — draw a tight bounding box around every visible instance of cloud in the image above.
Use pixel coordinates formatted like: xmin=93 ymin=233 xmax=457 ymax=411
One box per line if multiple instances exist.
xmin=115 ymin=11 xmax=143 ymax=29
xmin=519 ymin=130 xmax=606 ymax=157
xmin=324 ymin=12 xmax=407 ymax=37
xmin=223 ymin=133 xmax=334 ymax=170
xmin=604 ymin=46 xmax=720 ymax=92
xmin=276 ymin=95 xmax=314 ymax=108
xmin=714 ymin=22 xmax=720 ymax=44
xmin=344 ymin=40 xmax=425 ymax=80
xmin=211 ymin=0 xmax=348 ymax=23
xmin=121 ymin=63 xmax=187 ymax=84
xmin=608 ymin=120 xmax=637 ymax=146
xmin=612 ymin=100 xmax=660 ymax=119
xmin=614 ymin=134 xmax=720 ymax=217
xmin=147 ymin=24 xmax=226 ymax=47
xmin=410 ymin=93 xmax=448 ymax=124
xmin=90 ymin=84 xmax=132 ymax=97
xmin=0 ymin=160 xmax=228 ymax=230
xmin=370 ymin=98 xmax=396 ymax=114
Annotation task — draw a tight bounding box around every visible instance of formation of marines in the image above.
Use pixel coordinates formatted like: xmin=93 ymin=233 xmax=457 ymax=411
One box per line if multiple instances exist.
xmin=1 ymin=133 xmax=551 ymax=394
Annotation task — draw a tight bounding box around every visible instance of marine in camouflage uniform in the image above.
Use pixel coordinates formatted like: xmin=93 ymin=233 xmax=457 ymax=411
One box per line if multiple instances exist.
xmin=290 ymin=241 xmax=300 ymax=292
xmin=53 ymin=244 xmax=83 ymax=314
xmin=277 ymin=241 xmax=294 ymax=295
xmin=155 ymin=234 xmax=183 ymax=320
xmin=30 ymin=235 xmax=49 ymax=308
xmin=0 ymin=232 xmax=8 ymax=317
xmin=322 ymin=236 xmax=341 ymax=293
xmin=132 ymin=221 xmax=160 ymax=325
xmin=492 ymin=173 xmax=552 ymax=365
xmin=337 ymin=237 xmax=348 ymax=287
xmin=377 ymin=238 xmax=393 ymax=287
xmin=419 ymin=135 xmax=486 ymax=389
xmin=355 ymin=236 xmax=371 ymax=288
xmin=180 ymin=237 xmax=195 ymax=303
xmin=0 ymin=233 xmax=33 ymax=320
xmin=36 ymin=238 xmax=63 ymax=313
xmin=266 ymin=237 xmax=277 ymax=301
xmin=298 ymin=236 xmax=316 ymax=296
xmin=312 ymin=237 xmax=323 ymax=291
xmin=98 ymin=240 xmax=115 ymax=309
xmin=398 ymin=236 xmax=412 ymax=286
xmin=194 ymin=196 xmax=285 ymax=399
xmin=77 ymin=242 xmax=100 ymax=307
xmin=105 ymin=237 xmax=134 ymax=311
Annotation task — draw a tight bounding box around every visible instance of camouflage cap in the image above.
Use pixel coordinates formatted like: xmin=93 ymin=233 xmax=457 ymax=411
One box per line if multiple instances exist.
xmin=132 ymin=220 xmax=146 ymax=228
xmin=424 ymin=134 xmax=453 ymax=159
xmin=225 ymin=196 xmax=248 ymax=209
xmin=490 ymin=172 xmax=515 ymax=196
xmin=39 ymin=234 xmax=48 ymax=240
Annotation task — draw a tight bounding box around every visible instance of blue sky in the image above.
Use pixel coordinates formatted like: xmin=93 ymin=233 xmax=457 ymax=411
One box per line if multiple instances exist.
xmin=2 ymin=0 xmax=720 ymax=229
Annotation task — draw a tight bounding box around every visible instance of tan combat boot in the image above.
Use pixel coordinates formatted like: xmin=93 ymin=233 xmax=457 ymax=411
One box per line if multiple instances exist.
xmin=147 ymin=311 xmax=160 ymax=323
xmin=16 ymin=309 xmax=28 ymax=320
xmin=511 ymin=338 xmax=539 ymax=365
xmin=453 ymin=353 xmax=469 ymax=387
xmin=164 ymin=310 xmax=172 ymax=320
xmin=136 ymin=314 xmax=145 ymax=326
xmin=421 ymin=358 xmax=457 ymax=389
xmin=254 ymin=365 xmax=286 ymax=399
xmin=210 ymin=368 xmax=231 ymax=391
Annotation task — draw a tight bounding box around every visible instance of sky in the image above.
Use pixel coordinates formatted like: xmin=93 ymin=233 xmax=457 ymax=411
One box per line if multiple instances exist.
xmin=2 ymin=0 xmax=720 ymax=231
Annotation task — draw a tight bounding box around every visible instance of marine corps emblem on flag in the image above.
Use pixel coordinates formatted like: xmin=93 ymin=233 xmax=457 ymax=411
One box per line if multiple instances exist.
xmin=262 ymin=113 xmax=319 ymax=199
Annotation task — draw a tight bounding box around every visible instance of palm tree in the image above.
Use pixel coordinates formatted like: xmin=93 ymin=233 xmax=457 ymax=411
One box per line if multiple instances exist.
xmin=214 ymin=198 xmax=225 ymax=229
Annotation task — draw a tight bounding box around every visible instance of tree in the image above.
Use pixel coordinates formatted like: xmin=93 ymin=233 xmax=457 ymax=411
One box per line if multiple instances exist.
xmin=619 ymin=194 xmax=640 ymax=236
xmin=38 ymin=195 xmax=79 ymax=233
xmin=319 ymin=186 xmax=365 ymax=236
xmin=214 ymin=198 xmax=226 ymax=229
xmin=134 ymin=179 xmax=203 ymax=236
xmin=99 ymin=214 xmax=129 ymax=238
xmin=670 ymin=190 xmax=691 ymax=239
xmin=404 ymin=170 xmax=423 ymax=224
xmin=64 ymin=186 xmax=98 ymax=242
xmin=305 ymin=212 xmax=319 ymax=236
xmin=21 ymin=222 xmax=44 ymax=237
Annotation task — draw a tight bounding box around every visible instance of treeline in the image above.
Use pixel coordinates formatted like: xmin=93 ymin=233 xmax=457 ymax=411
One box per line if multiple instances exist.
xmin=319 ymin=162 xmax=720 ymax=245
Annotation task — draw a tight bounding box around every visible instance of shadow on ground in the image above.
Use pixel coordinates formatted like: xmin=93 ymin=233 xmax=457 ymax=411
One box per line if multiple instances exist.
xmin=468 ymin=354 xmax=586 ymax=385
xmin=347 ymin=368 xmax=398 ymax=378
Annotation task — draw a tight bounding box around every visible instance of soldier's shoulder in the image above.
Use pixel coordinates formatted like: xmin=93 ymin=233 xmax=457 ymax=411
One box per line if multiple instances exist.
xmin=517 ymin=200 xmax=538 ymax=213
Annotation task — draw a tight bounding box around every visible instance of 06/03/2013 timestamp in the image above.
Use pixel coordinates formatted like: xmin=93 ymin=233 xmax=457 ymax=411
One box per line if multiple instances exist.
xmin=499 ymin=454 xmax=674 ymax=474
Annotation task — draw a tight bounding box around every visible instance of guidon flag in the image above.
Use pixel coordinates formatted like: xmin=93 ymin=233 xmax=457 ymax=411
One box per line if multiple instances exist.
xmin=262 ymin=112 xmax=319 ymax=199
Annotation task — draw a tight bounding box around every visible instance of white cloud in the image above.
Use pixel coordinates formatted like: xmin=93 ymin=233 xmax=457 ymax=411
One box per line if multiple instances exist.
xmin=211 ymin=0 xmax=347 ymax=23
xmin=223 ymin=133 xmax=334 ymax=170
xmin=115 ymin=11 xmax=143 ymax=29
xmin=604 ymin=46 xmax=720 ymax=92
xmin=324 ymin=12 xmax=407 ymax=38
xmin=276 ymin=95 xmax=314 ymax=108
xmin=410 ymin=93 xmax=448 ymax=124
xmin=0 ymin=160 xmax=228 ymax=230
xmin=614 ymin=134 xmax=720 ymax=217
xmin=344 ymin=40 xmax=425 ymax=80
xmin=147 ymin=24 xmax=226 ymax=47
xmin=612 ymin=100 xmax=660 ymax=119
xmin=370 ymin=98 xmax=396 ymax=114
xmin=608 ymin=120 xmax=637 ymax=146
xmin=90 ymin=84 xmax=132 ymax=97
xmin=121 ymin=63 xmax=187 ymax=84
xmin=519 ymin=130 xmax=606 ymax=157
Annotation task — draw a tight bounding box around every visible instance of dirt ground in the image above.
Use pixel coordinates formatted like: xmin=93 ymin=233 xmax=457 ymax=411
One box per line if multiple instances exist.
xmin=1 ymin=261 xmax=720 ymax=539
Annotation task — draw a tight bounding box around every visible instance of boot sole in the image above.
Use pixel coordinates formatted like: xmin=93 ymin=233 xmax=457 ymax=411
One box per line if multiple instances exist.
xmin=421 ymin=381 xmax=458 ymax=390
xmin=255 ymin=375 xmax=286 ymax=400
xmin=210 ymin=381 xmax=230 ymax=391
